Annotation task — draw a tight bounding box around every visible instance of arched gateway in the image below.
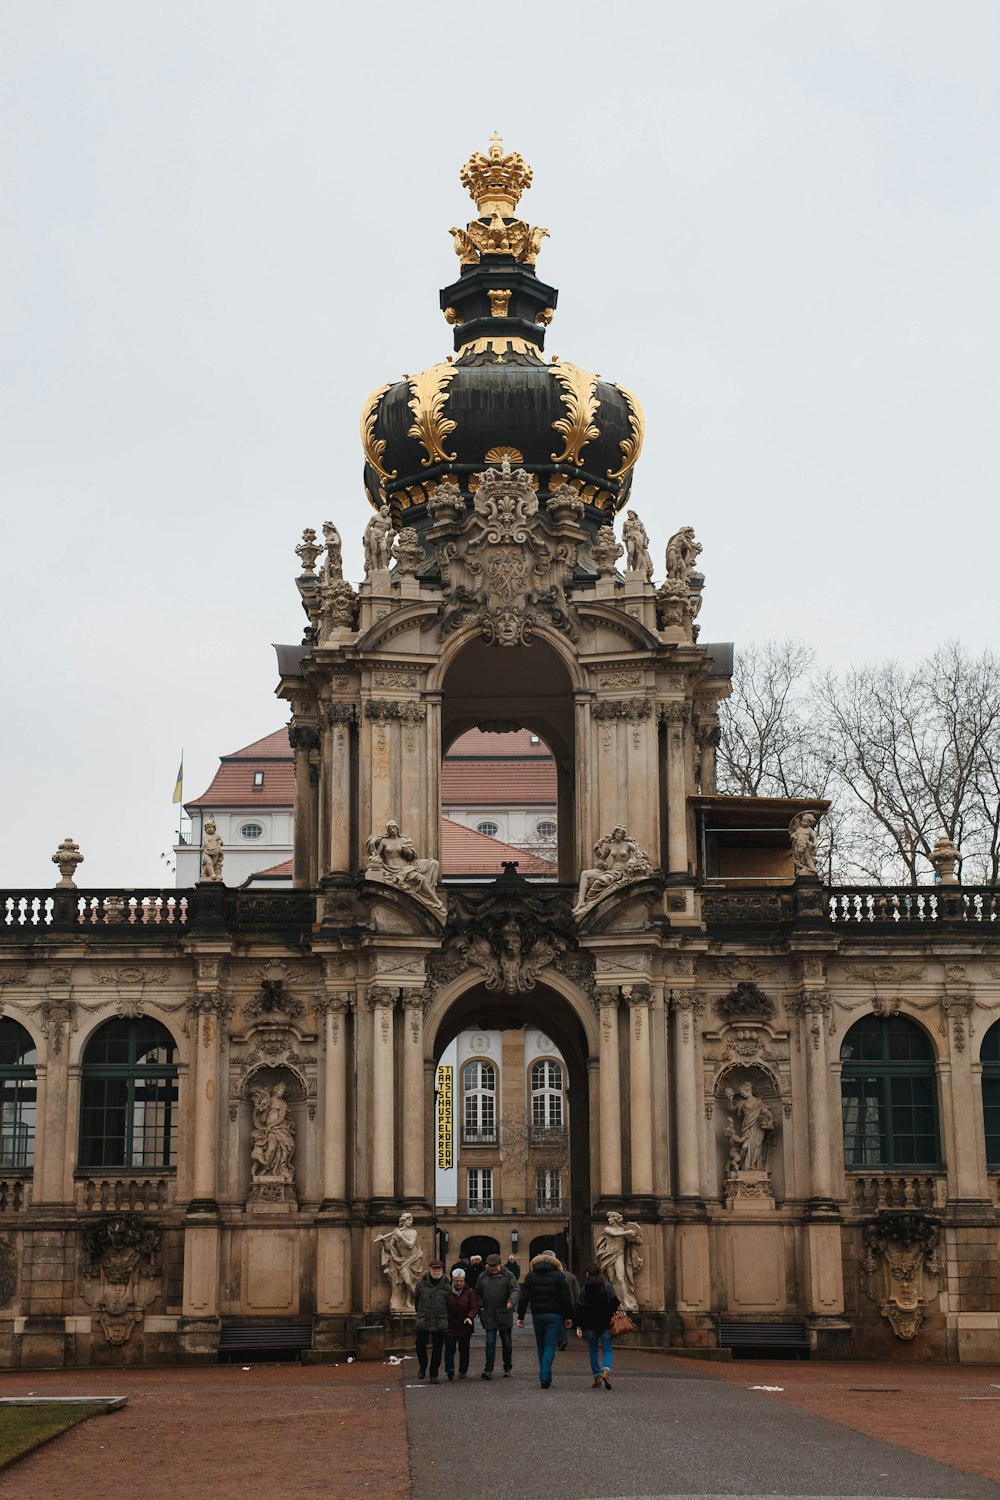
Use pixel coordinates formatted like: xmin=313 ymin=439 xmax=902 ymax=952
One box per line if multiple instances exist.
xmin=3 ymin=137 xmax=996 ymax=1372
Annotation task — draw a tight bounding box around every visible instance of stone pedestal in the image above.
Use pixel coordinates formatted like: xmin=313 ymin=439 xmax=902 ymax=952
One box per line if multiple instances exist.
xmin=724 ymin=1169 xmax=775 ymax=1214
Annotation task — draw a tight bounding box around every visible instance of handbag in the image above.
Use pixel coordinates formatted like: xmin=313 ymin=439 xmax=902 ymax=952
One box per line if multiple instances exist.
xmin=610 ymin=1309 xmax=635 ymax=1337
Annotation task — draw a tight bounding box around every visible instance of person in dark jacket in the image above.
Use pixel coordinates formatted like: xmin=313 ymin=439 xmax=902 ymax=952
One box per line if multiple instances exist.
xmin=443 ymin=1267 xmax=478 ymax=1380
xmin=506 ymin=1254 xmax=521 ymax=1280
xmin=547 ymin=1254 xmax=580 ymax=1352
xmin=516 ymin=1253 xmax=573 ymax=1388
xmin=414 ymin=1260 xmax=452 ymax=1382
xmin=476 ymin=1253 xmax=519 ymax=1378
xmin=467 ymin=1253 xmax=484 ymax=1290
xmin=574 ymin=1262 xmax=619 ymax=1388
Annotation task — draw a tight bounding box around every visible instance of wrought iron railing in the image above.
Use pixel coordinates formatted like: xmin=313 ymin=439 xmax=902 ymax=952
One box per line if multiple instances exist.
xmin=461 ymin=1130 xmax=498 ymax=1146
xmin=459 ymin=1197 xmax=499 ymax=1215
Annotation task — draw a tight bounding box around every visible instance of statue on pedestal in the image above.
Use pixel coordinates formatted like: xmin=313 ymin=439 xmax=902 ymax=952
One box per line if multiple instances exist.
xmin=200 ymin=820 xmax=224 ymax=883
xmin=789 ymin=810 xmax=820 ymax=877
xmin=250 ymin=1082 xmax=297 ymax=1186
xmin=365 ymin=821 xmax=446 ymax=918
xmin=573 ymin=826 xmax=653 ymax=916
xmin=595 ymin=1210 xmax=643 ymax=1313
xmin=375 ymin=1211 xmax=424 ymax=1313
xmin=363 ymin=503 xmax=394 ymax=576
xmin=622 ymin=510 xmax=653 ymax=580
xmin=723 ymin=1080 xmax=774 ymax=1172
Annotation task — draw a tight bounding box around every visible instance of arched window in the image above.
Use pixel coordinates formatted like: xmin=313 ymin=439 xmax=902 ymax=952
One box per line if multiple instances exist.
xmin=981 ymin=1020 xmax=1000 ymax=1168
xmin=0 ymin=1020 xmax=38 ymax=1169
xmin=840 ymin=1015 xmax=939 ymax=1169
xmin=462 ymin=1060 xmax=496 ymax=1143
xmin=79 ymin=1019 xmax=178 ymax=1170
xmin=531 ymin=1059 xmax=563 ymax=1130
xmin=476 ymin=822 xmax=499 ymax=838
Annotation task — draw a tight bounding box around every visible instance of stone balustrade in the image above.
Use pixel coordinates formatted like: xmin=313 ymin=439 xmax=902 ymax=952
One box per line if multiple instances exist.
xmin=0 ymin=888 xmax=316 ymax=941
xmin=846 ymin=1172 xmax=947 ymax=1212
xmin=74 ymin=1175 xmax=175 ymax=1213
xmin=0 ymin=1177 xmax=31 ymax=1213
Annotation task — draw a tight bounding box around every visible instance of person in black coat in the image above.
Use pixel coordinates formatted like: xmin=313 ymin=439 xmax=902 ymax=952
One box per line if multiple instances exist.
xmin=574 ymin=1262 xmax=619 ymax=1389
xmin=516 ymin=1253 xmax=573 ymax=1388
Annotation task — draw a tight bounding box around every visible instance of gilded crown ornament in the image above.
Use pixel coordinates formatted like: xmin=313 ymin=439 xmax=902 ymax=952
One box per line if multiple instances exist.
xmin=460 ymin=132 xmax=533 ymax=216
xmin=450 ymin=135 xmax=549 ymax=268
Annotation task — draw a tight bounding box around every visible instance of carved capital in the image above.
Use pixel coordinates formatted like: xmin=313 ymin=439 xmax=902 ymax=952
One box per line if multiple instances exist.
xmin=591 ymin=698 xmax=654 ymax=722
xmin=365 ymin=699 xmax=426 ymax=724
xmin=327 ymin=702 xmax=359 ymax=726
xmin=596 ymin=985 xmax=621 ymax=1009
xmin=669 ymin=989 xmax=703 ymax=1015
xmin=658 ymin=701 xmax=690 ymax=725
xmin=288 ymin=723 xmax=321 ymax=752
xmin=367 ymin=985 xmax=398 ymax=1009
xmin=625 ymin=982 xmax=653 ymax=1007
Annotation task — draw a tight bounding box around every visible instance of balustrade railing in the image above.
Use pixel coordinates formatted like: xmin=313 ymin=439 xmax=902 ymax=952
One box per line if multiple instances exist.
xmin=459 ymin=1198 xmax=499 ymax=1216
xmin=828 ymin=887 xmax=997 ymax=924
xmin=461 ymin=1130 xmax=498 ymax=1146
xmin=847 ymin=1172 xmax=947 ymax=1212
xmin=0 ymin=887 xmax=316 ymax=940
xmin=74 ymin=1175 xmax=175 ymax=1213
xmin=0 ymin=1176 xmax=31 ymax=1213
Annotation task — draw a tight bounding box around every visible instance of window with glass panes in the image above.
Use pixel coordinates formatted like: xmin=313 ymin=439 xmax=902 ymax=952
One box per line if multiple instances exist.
xmin=531 ymin=1060 xmax=562 ymax=1128
xmin=535 ymin=1167 xmax=561 ymax=1210
xmin=0 ymin=1020 xmax=38 ymax=1169
xmin=840 ymin=1015 xmax=939 ymax=1169
xmin=467 ymin=1167 xmax=493 ymax=1209
xmin=79 ymin=1019 xmax=178 ymax=1170
xmin=462 ymin=1060 xmax=496 ymax=1141
xmin=981 ymin=1020 xmax=1000 ymax=1168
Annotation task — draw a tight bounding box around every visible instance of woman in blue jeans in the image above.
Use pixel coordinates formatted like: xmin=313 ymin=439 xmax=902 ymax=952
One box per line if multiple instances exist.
xmin=574 ymin=1262 xmax=619 ymax=1388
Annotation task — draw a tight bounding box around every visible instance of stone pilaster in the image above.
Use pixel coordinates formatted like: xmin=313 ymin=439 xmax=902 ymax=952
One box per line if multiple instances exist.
xmin=669 ymin=987 xmax=704 ymax=1203
xmin=661 ymin=703 xmax=690 ymax=877
xmin=626 ymin=984 xmax=654 ymax=1201
xmin=288 ymin=721 xmax=320 ymax=887
xmin=400 ymin=988 xmax=428 ymax=1207
xmin=369 ymin=985 xmax=397 ymax=1205
xmin=326 ymin=704 xmax=357 ymax=874
xmin=941 ymin=975 xmax=989 ymax=1204
xmin=788 ymin=971 xmax=836 ymax=1210
xmin=597 ymin=987 xmax=623 ymax=1204
xmin=315 ymin=983 xmax=353 ymax=1211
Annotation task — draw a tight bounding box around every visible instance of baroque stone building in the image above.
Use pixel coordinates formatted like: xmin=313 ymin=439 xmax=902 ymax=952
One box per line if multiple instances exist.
xmin=1 ymin=139 xmax=999 ymax=1368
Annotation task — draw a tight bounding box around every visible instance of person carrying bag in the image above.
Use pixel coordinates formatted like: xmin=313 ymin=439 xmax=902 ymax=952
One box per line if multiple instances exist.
xmin=574 ymin=1262 xmax=620 ymax=1388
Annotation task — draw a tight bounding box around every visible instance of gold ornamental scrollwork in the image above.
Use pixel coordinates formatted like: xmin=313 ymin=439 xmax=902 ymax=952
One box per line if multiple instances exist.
xmin=487 ymin=289 xmax=512 ymax=318
xmin=550 ymin=362 xmax=601 ymax=466
xmin=606 ymin=383 xmax=645 ymax=482
xmin=360 ymin=383 xmax=397 ymax=484
xmin=406 ymin=363 xmax=459 ymax=467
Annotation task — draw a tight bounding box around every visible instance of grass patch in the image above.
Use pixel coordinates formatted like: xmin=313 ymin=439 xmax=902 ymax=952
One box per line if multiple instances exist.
xmin=0 ymin=1403 xmax=102 ymax=1469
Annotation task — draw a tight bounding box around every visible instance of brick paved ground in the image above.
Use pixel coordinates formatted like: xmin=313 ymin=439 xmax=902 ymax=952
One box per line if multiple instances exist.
xmin=693 ymin=1356 xmax=1000 ymax=1489
xmin=0 ymin=1362 xmax=410 ymax=1500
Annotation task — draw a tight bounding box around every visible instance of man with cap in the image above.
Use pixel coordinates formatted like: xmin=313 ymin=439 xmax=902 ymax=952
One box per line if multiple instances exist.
xmin=413 ymin=1259 xmax=451 ymax=1382
xmin=476 ymin=1253 xmax=519 ymax=1379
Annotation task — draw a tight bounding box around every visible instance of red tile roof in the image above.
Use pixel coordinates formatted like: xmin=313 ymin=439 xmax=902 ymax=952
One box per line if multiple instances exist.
xmin=446 ymin=728 xmax=553 ymax=758
xmin=250 ymin=858 xmax=294 ymax=879
xmin=441 ymin=759 xmax=557 ymax=806
xmin=440 ymin=818 xmax=556 ymax=876
xmin=186 ymin=726 xmax=294 ymax=810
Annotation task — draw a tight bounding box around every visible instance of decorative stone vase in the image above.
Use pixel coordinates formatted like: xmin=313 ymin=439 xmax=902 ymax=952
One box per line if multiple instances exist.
xmin=52 ymin=837 xmax=84 ymax=888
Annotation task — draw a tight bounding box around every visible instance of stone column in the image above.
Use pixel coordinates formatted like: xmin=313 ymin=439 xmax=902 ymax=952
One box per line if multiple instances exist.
xmin=627 ymin=985 xmax=654 ymax=1199
xmin=288 ymin=723 xmax=320 ymax=887
xmin=369 ymin=986 xmax=397 ymax=1204
xmin=942 ymin=986 xmax=988 ymax=1201
xmin=187 ymin=989 xmax=228 ymax=1213
xmin=327 ymin=705 xmax=356 ymax=874
xmin=696 ymin=719 xmax=720 ymax=795
xmin=36 ymin=985 xmax=75 ymax=1204
xmin=597 ymin=988 xmax=623 ymax=1202
xmin=400 ymin=989 xmax=427 ymax=1207
xmin=670 ymin=989 xmax=704 ymax=1201
xmin=790 ymin=978 xmax=836 ymax=1206
xmin=661 ymin=703 xmax=690 ymax=877
xmin=316 ymin=987 xmax=353 ymax=1210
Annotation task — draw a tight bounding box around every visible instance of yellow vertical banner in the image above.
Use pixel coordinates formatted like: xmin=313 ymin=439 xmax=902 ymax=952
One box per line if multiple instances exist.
xmin=437 ymin=1064 xmax=453 ymax=1169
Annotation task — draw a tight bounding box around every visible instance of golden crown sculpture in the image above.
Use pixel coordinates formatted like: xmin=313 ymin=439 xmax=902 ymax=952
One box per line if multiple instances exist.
xmin=460 ymin=133 xmax=534 ymax=217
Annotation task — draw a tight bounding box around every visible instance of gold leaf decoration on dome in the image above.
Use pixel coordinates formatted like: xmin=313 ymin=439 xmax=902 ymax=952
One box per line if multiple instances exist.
xmin=460 ymin=133 xmax=533 ymax=216
xmin=406 ymin=363 xmax=459 ymax=467
xmin=360 ymin=383 xmax=397 ymax=484
xmin=485 ymin=446 xmax=524 ymax=465
xmin=606 ymin=384 xmax=646 ymax=482
xmin=449 ymin=219 xmax=549 ymax=267
xmin=550 ymin=362 xmax=601 ymax=466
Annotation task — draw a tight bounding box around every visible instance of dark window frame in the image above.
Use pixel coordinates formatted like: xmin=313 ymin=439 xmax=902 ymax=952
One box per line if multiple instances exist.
xmin=78 ymin=1019 xmax=179 ymax=1173
xmin=981 ymin=1019 xmax=1000 ymax=1168
xmin=840 ymin=1014 xmax=941 ymax=1171
xmin=0 ymin=1018 xmax=38 ymax=1170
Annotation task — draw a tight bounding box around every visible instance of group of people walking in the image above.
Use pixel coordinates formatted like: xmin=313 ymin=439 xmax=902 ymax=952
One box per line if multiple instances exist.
xmin=413 ymin=1251 xmax=620 ymax=1390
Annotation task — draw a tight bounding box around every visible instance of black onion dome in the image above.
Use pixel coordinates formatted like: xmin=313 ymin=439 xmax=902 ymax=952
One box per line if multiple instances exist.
xmin=360 ymin=141 xmax=644 ymax=539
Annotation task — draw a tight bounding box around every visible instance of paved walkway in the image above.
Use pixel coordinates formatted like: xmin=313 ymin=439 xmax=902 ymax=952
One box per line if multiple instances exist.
xmin=2 ymin=1337 xmax=999 ymax=1499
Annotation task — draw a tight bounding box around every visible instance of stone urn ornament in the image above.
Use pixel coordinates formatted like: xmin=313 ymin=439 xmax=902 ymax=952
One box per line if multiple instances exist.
xmin=929 ymin=836 xmax=961 ymax=885
xmin=52 ymin=836 xmax=84 ymax=888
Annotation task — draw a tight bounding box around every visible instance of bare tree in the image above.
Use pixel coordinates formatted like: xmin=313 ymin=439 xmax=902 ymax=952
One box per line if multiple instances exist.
xmin=816 ymin=644 xmax=1000 ymax=884
xmin=716 ymin=640 xmax=821 ymax=799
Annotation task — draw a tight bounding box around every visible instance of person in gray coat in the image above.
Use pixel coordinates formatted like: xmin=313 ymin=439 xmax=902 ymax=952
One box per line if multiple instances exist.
xmin=476 ymin=1253 xmax=519 ymax=1378
xmin=414 ymin=1260 xmax=452 ymax=1382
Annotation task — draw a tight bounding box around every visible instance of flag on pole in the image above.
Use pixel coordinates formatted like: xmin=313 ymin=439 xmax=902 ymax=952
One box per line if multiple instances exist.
xmin=172 ymin=755 xmax=184 ymax=805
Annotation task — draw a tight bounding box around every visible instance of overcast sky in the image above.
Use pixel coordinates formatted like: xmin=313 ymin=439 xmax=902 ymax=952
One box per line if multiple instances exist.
xmin=1 ymin=2 xmax=997 ymax=888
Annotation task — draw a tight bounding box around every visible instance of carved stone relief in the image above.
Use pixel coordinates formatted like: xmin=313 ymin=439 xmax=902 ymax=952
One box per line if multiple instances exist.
xmin=715 ymin=981 xmax=775 ymax=1024
xmin=81 ymin=1216 xmax=162 ymax=1345
xmin=860 ymin=1214 xmax=942 ymax=1340
xmin=248 ymin=1080 xmax=298 ymax=1204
